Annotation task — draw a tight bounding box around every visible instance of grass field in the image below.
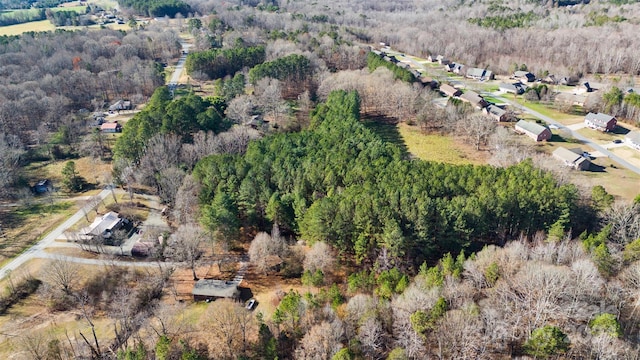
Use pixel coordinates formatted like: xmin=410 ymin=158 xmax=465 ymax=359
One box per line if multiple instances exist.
xmin=397 ymin=123 xmax=487 ymax=165
xmin=0 ymin=19 xmax=54 ymax=35
xmin=512 ymin=98 xmax=585 ymax=123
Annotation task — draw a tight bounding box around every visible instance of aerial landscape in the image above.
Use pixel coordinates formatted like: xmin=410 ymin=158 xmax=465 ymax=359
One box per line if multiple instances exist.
xmin=1 ymin=0 xmax=640 ymax=358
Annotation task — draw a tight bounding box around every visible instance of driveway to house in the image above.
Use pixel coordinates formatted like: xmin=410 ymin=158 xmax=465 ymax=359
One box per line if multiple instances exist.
xmin=168 ymin=41 xmax=192 ymax=87
xmin=494 ymin=94 xmax=640 ymax=175
xmin=0 ymin=188 xmax=112 ymax=280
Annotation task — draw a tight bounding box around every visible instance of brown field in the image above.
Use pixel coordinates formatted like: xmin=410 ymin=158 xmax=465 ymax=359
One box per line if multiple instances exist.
xmin=0 ymin=20 xmax=54 ymax=36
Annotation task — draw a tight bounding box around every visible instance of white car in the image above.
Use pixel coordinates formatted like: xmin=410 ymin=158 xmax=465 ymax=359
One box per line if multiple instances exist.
xmin=246 ymin=299 xmax=256 ymax=310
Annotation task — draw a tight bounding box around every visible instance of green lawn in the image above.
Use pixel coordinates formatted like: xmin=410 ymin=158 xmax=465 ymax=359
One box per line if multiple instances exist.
xmin=397 ymin=124 xmax=484 ymax=165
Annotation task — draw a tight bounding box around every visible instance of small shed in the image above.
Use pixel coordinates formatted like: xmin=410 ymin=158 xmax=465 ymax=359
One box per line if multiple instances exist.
xmin=439 ymin=84 xmax=462 ymax=97
xmin=625 ymin=131 xmax=640 ymax=151
xmin=515 ymin=120 xmax=552 ymax=142
xmin=192 ymin=279 xmax=240 ymax=302
xmin=585 ymin=112 xmax=617 ymax=132
xmin=552 ymin=147 xmax=591 ymax=171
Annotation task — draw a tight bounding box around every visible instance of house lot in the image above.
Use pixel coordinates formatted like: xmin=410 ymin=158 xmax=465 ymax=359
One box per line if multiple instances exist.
xmin=626 ymin=131 xmax=640 ymax=151
xmin=585 ymin=112 xmax=617 ymax=132
xmin=552 ymin=147 xmax=591 ymax=171
xmin=515 ymin=120 xmax=552 ymax=141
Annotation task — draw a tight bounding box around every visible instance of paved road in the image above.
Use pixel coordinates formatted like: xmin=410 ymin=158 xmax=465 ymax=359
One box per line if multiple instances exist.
xmin=168 ymin=41 xmax=192 ymax=87
xmin=0 ymin=188 xmax=112 ymax=280
xmin=494 ymin=94 xmax=640 ymax=175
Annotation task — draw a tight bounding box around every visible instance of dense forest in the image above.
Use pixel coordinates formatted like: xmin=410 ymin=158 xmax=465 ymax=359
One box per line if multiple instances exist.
xmin=195 ymin=90 xmax=587 ymax=267
xmin=117 ymin=0 xmax=192 ymax=18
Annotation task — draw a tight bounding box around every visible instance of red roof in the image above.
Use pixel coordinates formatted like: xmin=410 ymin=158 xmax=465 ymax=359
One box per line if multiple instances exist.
xmin=101 ymin=122 xmax=120 ymax=130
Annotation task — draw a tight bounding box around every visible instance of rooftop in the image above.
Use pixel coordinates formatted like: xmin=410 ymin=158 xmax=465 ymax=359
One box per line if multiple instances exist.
xmin=516 ymin=120 xmax=549 ymax=136
xmin=192 ymin=279 xmax=239 ymax=299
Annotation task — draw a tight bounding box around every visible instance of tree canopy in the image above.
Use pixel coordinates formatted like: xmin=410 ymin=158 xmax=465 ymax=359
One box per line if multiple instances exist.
xmin=185 ymin=45 xmax=266 ymax=80
xmin=195 ymin=90 xmax=580 ymax=266
xmin=114 ymin=87 xmax=229 ymax=162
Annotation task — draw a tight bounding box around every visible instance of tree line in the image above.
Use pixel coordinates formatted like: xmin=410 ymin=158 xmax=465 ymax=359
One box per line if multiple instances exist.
xmin=117 ymin=0 xmax=191 ymax=18
xmin=185 ymin=44 xmax=266 ymax=80
xmin=195 ymin=90 xmax=585 ymax=267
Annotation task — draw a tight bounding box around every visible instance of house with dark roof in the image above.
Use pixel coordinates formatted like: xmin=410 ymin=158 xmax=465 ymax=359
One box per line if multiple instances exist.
xmin=439 ymin=84 xmax=462 ymax=97
xmin=459 ymin=90 xmax=488 ymax=109
xmin=499 ymin=82 xmax=525 ymax=95
xmin=553 ymin=147 xmax=591 ymax=171
xmin=436 ymin=55 xmax=449 ymax=65
xmin=513 ymin=71 xmax=536 ymax=83
xmin=192 ymin=279 xmax=240 ymax=302
xmin=466 ymin=67 xmax=494 ymax=81
xmin=625 ymin=131 xmax=640 ymax=151
xmin=515 ymin=120 xmax=552 ymax=141
xmin=419 ymin=76 xmax=439 ymax=89
xmin=483 ymin=105 xmax=509 ymax=122
xmin=585 ymin=112 xmax=617 ymax=132
xmin=109 ymin=100 xmax=132 ymax=112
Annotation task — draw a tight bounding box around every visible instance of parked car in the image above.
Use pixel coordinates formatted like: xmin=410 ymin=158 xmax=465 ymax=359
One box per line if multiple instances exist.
xmin=582 ymin=152 xmax=591 ymax=158
xmin=246 ymin=299 xmax=256 ymax=310
xmin=613 ymin=139 xmax=622 ymax=144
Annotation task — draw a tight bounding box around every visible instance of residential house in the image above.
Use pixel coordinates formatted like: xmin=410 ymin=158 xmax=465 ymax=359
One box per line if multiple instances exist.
xmin=542 ymin=75 xmax=558 ymax=85
xmin=439 ymin=84 xmax=462 ymax=97
xmin=585 ymin=112 xmax=617 ymax=132
xmin=515 ymin=120 xmax=552 ymax=141
xmin=555 ymin=92 xmax=588 ymax=107
xmin=109 ymin=99 xmax=132 ymax=112
xmin=466 ymin=67 xmax=494 ymax=81
xmin=192 ymin=279 xmax=240 ymax=302
xmin=419 ymin=76 xmax=439 ymax=89
xmin=513 ymin=71 xmax=536 ymax=83
xmin=499 ymin=82 xmax=525 ymax=95
xmin=579 ymin=82 xmax=593 ymax=93
xmin=553 ymin=147 xmax=591 ymax=171
xmin=101 ymin=122 xmax=122 ymax=133
xmin=625 ymin=131 xmax=640 ymax=150
xmin=452 ymin=63 xmax=465 ymax=75
xmin=436 ymin=55 xmax=449 ymax=65
xmin=484 ymin=105 xmax=509 ymax=122
xmin=459 ymin=90 xmax=488 ymax=109
xmin=427 ymin=55 xmax=437 ymax=62
xmin=33 ymin=179 xmax=52 ymax=194
xmin=81 ymin=211 xmax=123 ymax=239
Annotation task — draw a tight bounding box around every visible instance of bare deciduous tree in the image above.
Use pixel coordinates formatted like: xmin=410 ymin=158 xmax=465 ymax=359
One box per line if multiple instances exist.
xmin=45 ymin=258 xmax=78 ymax=295
xmin=248 ymin=231 xmax=287 ymax=274
xmin=295 ymin=320 xmax=345 ymax=360
xmin=303 ymin=242 xmax=335 ymax=275
xmin=165 ymin=224 xmax=207 ymax=280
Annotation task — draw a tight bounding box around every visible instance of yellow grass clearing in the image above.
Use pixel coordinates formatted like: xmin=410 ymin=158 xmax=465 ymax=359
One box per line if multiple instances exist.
xmin=0 ymin=20 xmax=54 ymax=36
xmin=397 ymin=123 xmax=488 ymax=165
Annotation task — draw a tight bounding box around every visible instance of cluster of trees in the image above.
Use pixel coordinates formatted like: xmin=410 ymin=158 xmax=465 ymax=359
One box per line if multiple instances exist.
xmin=0 ymin=28 xmax=178 ymax=199
xmin=195 ymin=90 xmax=585 ymax=267
xmin=117 ymin=0 xmax=191 ymax=18
xmin=0 ymin=8 xmax=46 ymax=27
xmin=467 ymin=11 xmax=538 ymax=30
xmin=588 ymin=86 xmax=640 ymax=126
xmin=185 ymin=44 xmax=266 ymax=80
xmin=366 ymin=52 xmax=415 ymax=83
xmin=248 ymin=54 xmax=311 ymax=85
xmin=114 ymin=87 xmax=230 ymax=163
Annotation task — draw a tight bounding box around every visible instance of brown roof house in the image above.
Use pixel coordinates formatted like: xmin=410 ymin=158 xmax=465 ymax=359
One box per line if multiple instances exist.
xmin=515 ymin=120 xmax=552 ymax=142
xmin=585 ymin=112 xmax=617 ymax=132
xmin=483 ymin=105 xmax=509 ymax=122
xmin=625 ymin=131 xmax=640 ymax=151
xmin=439 ymin=84 xmax=462 ymax=97
xmin=192 ymin=279 xmax=240 ymax=302
xmin=553 ymin=147 xmax=591 ymax=171
xmin=459 ymin=90 xmax=488 ymax=109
